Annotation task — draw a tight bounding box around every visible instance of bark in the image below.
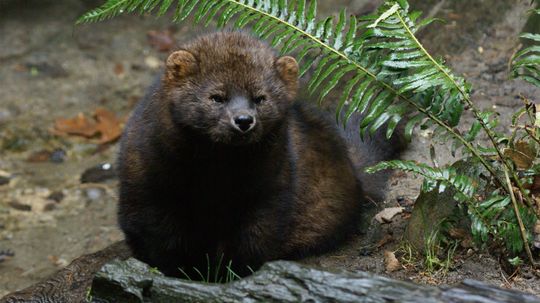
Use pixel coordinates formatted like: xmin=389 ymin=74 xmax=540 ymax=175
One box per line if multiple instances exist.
xmin=91 ymin=258 xmax=540 ymax=303
xmin=1 ymin=241 xmax=130 ymax=303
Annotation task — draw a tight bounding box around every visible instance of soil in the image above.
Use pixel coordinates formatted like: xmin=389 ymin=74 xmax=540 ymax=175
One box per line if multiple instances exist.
xmin=0 ymin=0 xmax=539 ymax=299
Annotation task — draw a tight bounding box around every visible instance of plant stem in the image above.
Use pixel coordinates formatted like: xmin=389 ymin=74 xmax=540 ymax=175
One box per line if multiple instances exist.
xmin=504 ymin=169 xmax=537 ymax=268
xmin=394 ymin=10 xmax=507 ymax=191
xmin=524 ymin=126 xmax=540 ymax=146
xmin=397 ymin=9 xmax=535 ymax=209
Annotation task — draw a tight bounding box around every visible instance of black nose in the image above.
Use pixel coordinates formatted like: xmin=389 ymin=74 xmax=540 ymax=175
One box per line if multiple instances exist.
xmin=233 ymin=115 xmax=255 ymax=132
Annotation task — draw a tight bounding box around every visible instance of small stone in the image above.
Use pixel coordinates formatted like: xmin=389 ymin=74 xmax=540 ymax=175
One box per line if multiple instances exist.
xmin=47 ymin=191 xmax=65 ymax=203
xmin=50 ymin=148 xmax=67 ymax=163
xmin=81 ymin=163 xmax=116 ymax=183
xmin=144 ymin=56 xmax=161 ymax=69
xmin=8 ymin=200 xmax=31 ymax=211
xmin=43 ymin=203 xmax=56 ymax=212
xmin=86 ymin=188 xmax=103 ymax=201
xmin=0 ymin=250 xmax=15 ymax=263
xmin=0 ymin=176 xmax=9 ymax=186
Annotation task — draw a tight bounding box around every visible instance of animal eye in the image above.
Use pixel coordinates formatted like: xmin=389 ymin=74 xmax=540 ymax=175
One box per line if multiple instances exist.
xmin=253 ymin=95 xmax=266 ymax=104
xmin=210 ymin=95 xmax=225 ymax=103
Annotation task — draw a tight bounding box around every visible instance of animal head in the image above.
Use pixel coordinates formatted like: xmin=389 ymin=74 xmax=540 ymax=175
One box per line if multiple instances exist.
xmin=162 ymin=31 xmax=298 ymax=145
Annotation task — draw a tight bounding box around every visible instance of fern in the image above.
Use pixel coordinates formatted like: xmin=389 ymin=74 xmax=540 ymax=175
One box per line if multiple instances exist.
xmin=511 ymin=8 xmax=540 ymax=87
xmin=366 ymin=160 xmax=476 ymax=202
xmin=81 ymin=2 xmax=466 ymax=142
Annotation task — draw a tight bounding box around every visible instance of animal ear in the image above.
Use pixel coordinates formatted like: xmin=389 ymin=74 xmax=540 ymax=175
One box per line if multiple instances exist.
xmin=275 ymin=56 xmax=299 ymax=98
xmin=165 ymin=50 xmax=198 ymax=82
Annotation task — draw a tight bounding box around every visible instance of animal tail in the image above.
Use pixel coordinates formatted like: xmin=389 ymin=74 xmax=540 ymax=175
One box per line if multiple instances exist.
xmin=339 ymin=112 xmax=407 ymax=203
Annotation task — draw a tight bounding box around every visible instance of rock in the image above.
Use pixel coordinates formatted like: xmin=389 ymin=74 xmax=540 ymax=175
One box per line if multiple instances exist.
xmin=81 ymin=163 xmax=116 ymax=183
xmin=8 ymin=200 xmax=31 ymax=211
xmin=49 ymin=148 xmax=66 ymax=163
xmin=144 ymin=56 xmax=161 ymax=69
xmin=85 ymin=188 xmax=104 ymax=201
xmin=43 ymin=203 xmax=56 ymax=212
xmin=0 ymin=176 xmax=9 ymax=186
xmin=47 ymin=190 xmax=64 ymax=203
xmin=374 ymin=207 xmax=404 ymax=223
xmin=0 ymin=250 xmax=14 ymax=263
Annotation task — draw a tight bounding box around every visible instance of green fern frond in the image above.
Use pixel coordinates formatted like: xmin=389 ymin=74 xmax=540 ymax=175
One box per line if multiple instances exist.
xmin=366 ymin=160 xmax=476 ymax=202
xmin=368 ymin=159 xmax=532 ymax=254
xmin=471 ymin=192 xmax=537 ymax=254
xmin=80 ymin=1 xmax=468 ymax=138
xmin=355 ymin=2 xmax=471 ymax=138
xmin=511 ymin=8 xmax=540 ymax=87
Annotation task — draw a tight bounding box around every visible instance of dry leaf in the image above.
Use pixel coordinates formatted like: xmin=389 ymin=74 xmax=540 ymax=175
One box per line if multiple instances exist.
xmin=147 ymin=30 xmax=175 ymax=52
xmin=384 ymin=251 xmax=401 ymax=272
xmin=113 ymin=63 xmax=125 ymax=76
xmin=503 ymin=141 xmax=537 ymax=170
xmin=448 ymin=228 xmax=468 ymax=239
xmin=93 ymin=108 xmax=123 ymax=144
xmin=375 ymin=207 xmax=404 ymax=223
xmin=527 ymin=175 xmax=540 ymax=195
xmin=52 ymin=108 xmax=124 ymax=144
xmin=52 ymin=112 xmax=97 ymax=137
xmin=27 ymin=150 xmax=52 ymax=163
xmin=375 ymin=234 xmax=393 ymax=248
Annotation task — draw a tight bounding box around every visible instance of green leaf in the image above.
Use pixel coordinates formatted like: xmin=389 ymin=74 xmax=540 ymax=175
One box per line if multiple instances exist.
xmin=317 ymin=65 xmax=356 ymax=104
xmin=336 ymin=73 xmax=363 ymax=122
xmin=157 ymin=0 xmax=174 ymax=15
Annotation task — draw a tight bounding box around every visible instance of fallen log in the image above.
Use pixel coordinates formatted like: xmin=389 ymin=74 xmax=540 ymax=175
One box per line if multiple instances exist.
xmin=91 ymin=258 xmax=540 ymax=303
xmin=1 ymin=241 xmax=130 ymax=303
xmin=2 ymin=243 xmax=539 ymax=303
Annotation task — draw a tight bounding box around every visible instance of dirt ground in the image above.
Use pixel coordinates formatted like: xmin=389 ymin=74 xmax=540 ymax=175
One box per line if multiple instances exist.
xmin=0 ymin=0 xmax=539 ymax=298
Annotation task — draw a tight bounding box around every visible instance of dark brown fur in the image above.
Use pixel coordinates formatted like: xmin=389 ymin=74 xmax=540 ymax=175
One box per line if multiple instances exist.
xmin=118 ymin=31 xmax=402 ymax=279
